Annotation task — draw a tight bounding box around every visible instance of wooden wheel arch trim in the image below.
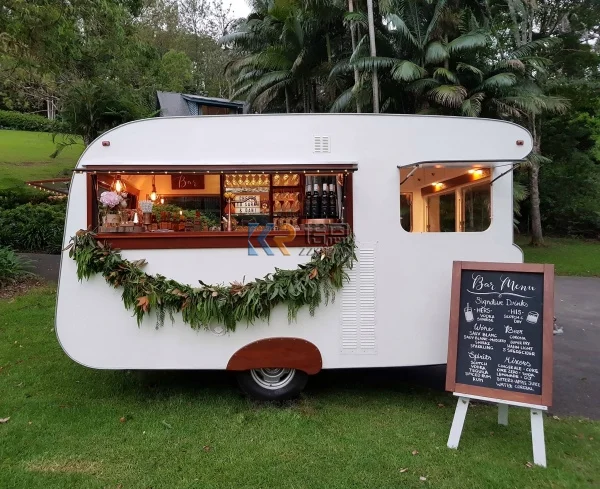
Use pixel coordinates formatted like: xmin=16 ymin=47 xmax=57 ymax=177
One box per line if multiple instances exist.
xmin=226 ymin=338 xmax=322 ymax=375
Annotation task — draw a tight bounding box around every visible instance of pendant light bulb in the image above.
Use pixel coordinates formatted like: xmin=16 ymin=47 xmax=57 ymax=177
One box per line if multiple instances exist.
xmin=112 ymin=174 xmax=126 ymax=193
xmin=150 ymin=175 xmax=158 ymax=202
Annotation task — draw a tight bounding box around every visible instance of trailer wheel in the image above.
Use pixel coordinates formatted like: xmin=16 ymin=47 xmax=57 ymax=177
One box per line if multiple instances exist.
xmin=236 ymin=368 xmax=308 ymax=401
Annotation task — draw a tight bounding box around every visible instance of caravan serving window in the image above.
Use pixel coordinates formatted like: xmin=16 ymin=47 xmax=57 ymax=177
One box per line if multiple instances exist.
xmin=399 ymin=165 xmax=492 ymax=233
xmin=85 ymin=167 xmax=354 ymax=249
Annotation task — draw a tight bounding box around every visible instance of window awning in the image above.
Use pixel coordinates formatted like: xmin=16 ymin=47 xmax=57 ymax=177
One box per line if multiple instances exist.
xmin=78 ymin=163 xmax=358 ymax=173
xmin=397 ymin=159 xmax=523 ymax=169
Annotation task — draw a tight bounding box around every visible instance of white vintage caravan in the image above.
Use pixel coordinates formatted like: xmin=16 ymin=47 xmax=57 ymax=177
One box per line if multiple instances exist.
xmin=57 ymin=114 xmax=533 ymax=400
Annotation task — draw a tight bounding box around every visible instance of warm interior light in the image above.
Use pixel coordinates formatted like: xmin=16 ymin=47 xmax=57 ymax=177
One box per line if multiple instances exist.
xmin=150 ymin=175 xmax=158 ymax=202
xmin=111 ymin=174 xmax=126 ymax=193
xmin=432 ymin=182 xmax=439 ymax=186
xmin=160 ymin=197 xmax=165 ymax=205
xmin=468 ymin=169 xmax=475 ymax=174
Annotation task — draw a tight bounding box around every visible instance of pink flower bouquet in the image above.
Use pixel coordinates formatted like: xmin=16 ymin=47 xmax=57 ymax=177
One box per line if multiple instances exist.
xmin=100 ymin=191 xmax=124 ymax=209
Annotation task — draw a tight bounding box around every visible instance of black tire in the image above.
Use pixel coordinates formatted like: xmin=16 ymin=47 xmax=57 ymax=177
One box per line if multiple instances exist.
xmin=236 ymin=368 xmax=309 ymax=401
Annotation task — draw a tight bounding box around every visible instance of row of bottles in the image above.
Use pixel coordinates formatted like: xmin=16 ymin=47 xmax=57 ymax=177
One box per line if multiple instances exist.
xmin=304 ymin=176 xmax=338 ymax=219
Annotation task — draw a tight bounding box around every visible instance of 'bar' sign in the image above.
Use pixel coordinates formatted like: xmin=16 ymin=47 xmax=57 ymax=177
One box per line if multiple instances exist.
xmin=445 ymin=262 xmax=554 ymax=407
xmin=171 ymin=174 xmax=205 ymax=190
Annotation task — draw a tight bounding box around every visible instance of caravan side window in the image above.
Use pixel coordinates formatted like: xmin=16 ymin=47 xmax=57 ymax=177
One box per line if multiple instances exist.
xmin=399 ymin=165 xmax=492 ymax=233
xmin=85 ymin=169 xmax=354 ymax=249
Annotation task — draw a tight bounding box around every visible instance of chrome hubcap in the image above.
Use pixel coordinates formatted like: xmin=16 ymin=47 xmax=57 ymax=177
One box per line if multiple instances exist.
xmin=250 ymin=368 xmax=295 ymax=390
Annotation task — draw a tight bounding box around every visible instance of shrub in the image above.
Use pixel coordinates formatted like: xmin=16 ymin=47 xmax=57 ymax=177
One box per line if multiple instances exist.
xmin=0 ymin=110 xmax=68 ymax=133
xmin=0 ymin=203 xmax=66 ymax=253
xmin=0 ymin=188 xmax=58 ymax=210
xmin=0 ymin=247 xmax=32 ymax=285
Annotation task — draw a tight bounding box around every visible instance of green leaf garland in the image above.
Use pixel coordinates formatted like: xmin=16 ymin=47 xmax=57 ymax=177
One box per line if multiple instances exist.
xmin=66 ymin=230 xmax=357 ymax=331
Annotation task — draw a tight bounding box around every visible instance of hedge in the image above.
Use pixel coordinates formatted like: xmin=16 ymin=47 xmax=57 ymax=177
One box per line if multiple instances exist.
xmin=0 ymin=203 xmax=66 ymax=254
xmin=0 ymin=110 xmax=68 ymax=133
xmin=0 ymin=188 xmax=57 ymax=210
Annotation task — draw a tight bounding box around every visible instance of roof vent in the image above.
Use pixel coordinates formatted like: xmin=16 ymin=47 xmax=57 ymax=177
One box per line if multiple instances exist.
xmin=314 ymin=136 xmax=330 ymax=153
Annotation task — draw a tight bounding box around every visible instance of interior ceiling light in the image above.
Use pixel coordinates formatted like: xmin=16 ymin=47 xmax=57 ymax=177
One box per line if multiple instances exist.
xmin=150 ymin=175 xmax=158 ymax=202
xmin=111 ymin=174 xmax=126 ymax=193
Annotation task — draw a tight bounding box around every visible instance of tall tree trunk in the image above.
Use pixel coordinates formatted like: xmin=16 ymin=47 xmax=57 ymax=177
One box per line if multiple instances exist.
xmin=366 ymin=0 xmax=379 ymax=113
xmin=529 ymin=162 xmax=543 ymax=246
xmin=285 ymin=86 xmax=291 ymax=113
xmin=505 ymin=1 xmax=543 ymax=244
xmin=529 ymin=115 xmax=544 ymax=246
xmin=443 ymin=35 xmax=449 ymax=70
xmin=303 ymin=79 xmax=309 ymax=113
xmin=348 ymin=0 xmax=361 ymax=113
xmin=309 ymin=80 xmax=316 ymax=112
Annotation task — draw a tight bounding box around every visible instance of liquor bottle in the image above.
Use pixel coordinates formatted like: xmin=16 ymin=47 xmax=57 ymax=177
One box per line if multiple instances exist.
xmin=304 ymin=176 xmax=312 ymax=219
xmin=321 ymin=180 xmax=329 ymax=218
xmin=311 ymin=178 xmax=321 ymax=218
xmin=329 ymin=177 xmax=338 ymax=219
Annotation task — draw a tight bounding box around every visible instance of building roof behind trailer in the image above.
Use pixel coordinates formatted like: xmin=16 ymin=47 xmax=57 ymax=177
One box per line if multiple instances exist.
xmin=156 ymin=91 xmax=245 ymax=116
xmin=77 ymin=114 xmax=533 ymax=170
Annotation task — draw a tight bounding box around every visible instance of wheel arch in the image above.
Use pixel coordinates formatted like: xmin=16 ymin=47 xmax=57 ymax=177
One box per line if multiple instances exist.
xmin=226 ymin=337 xmax=322 ymax=375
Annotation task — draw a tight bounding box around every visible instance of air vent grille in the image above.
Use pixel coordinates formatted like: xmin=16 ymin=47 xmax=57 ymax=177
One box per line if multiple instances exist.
xmin=340 ymin=243 xmax=377 ymax=354
xmin=314 ymin=136 xmax=331 ymax=153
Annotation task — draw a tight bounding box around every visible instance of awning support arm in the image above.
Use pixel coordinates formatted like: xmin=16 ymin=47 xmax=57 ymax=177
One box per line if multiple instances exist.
xmin=400 ymin=164 xmax=420 ymax=185
xmin=490 ymin=163 xmax=520 ymax=186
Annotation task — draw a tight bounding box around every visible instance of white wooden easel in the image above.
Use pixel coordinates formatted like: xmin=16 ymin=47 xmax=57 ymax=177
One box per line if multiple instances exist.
xmin=447 ymin=393 xmax=548 ymax=467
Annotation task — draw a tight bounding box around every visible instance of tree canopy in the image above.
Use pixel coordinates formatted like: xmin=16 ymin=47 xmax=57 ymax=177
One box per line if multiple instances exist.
xmin=1 ymin=0 xmax=599 ymax=240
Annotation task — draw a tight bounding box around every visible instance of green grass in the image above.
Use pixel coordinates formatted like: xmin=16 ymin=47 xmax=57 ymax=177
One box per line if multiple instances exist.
xmin=1 ymin=288 xmax=599 ymax=488
xmin=516 ymin=236 xmax=600 ymax=277
xmin=0 ymin=130 xmax=84 ymax=189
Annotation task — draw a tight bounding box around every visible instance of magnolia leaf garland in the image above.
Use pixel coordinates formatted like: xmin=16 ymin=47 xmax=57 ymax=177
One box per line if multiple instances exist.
xmin=66 ymin=230 xmax=357 ymax=331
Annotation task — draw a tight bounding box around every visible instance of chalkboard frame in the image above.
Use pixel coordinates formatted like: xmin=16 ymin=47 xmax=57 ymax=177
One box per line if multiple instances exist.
xmin=445 ymin=261 xmax=555 ymax=407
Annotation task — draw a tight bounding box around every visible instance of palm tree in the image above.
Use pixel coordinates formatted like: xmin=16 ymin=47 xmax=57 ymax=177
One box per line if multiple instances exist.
xmin=331 ymin=0 xmax=505 ymax=114
xmin=222 ymin=0 xmax=347 ymax=113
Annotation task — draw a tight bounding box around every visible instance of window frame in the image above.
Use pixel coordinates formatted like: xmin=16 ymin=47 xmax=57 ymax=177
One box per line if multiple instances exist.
xmin=399 ymin=164 xmax=493 ymax=234
xmin=459 ymin=182 xmax=492 ymax=233
xmin=84 ymin=166 xmax=355 ymax=250
xmin=400 ymin=192 xmax=413 ymax=232
xmin=426 ymin=187 xmax=458 ymax=232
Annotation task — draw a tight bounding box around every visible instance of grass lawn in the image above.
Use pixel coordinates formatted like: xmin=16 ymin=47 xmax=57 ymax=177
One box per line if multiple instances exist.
xmin=0 ymin=130 xmax=84 ymax=189
xmin=516 ymin=236 xmax=600 ymax=277
xmin=0 ymin=288 xmax=598 ymax=488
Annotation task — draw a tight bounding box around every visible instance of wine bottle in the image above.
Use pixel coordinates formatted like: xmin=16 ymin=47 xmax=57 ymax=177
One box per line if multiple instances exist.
xmin=304 ymin=177 xmax=312 ymax=219
xmin=311 ymin=178 xmax=321 ymax=218
xmin=329 ymin=177 xmax=338 ymax=219
xmin=321 ymin=180 xmax=329 ymax=218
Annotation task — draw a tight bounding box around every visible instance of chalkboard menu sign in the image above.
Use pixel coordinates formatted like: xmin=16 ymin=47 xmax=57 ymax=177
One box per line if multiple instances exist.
xmin=446 ymin=262 xmax=554 ymax=406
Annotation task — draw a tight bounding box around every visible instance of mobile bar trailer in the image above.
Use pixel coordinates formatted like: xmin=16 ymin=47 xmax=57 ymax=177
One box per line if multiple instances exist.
xmin=57 ymin=114 xmax=532 ymax=400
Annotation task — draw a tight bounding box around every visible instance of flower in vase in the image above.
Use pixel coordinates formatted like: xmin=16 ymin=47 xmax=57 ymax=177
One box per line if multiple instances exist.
xmin=100 ymin=191 xmax=124 ymax=209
